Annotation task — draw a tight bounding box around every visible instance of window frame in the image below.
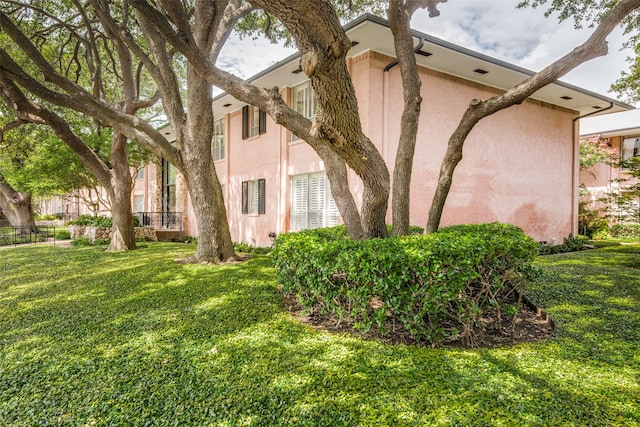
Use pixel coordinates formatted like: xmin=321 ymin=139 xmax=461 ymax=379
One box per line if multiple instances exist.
xmin=241 ymin=105 xmax=267 ymax=139
xmin=212 ymin=117 xmax=225 ymax=161
xmin=242 ymin=179 xmax=265 ymax=215
xmin=291 ymin=81 xmax=317 ymax=142
xmin=290 ymin=172 xmax=339 ymax=231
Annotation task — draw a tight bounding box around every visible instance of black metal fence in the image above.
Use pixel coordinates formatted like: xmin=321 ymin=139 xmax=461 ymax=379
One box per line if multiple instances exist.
xmin=134 ymin=212 xmax=182 ymax=230
xmin=0 ymin=226 xmax=58 ymax=247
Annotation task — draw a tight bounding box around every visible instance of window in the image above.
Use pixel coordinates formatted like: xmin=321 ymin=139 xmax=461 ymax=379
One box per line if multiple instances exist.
xmin=291 ymin=173 xmax=339 ymax=230
xmin=134 ymin=194 xmax=144 ymax=213
xmin=622 ymin=137 xmax=640 ymax=161
xmin=135 ymin=168 xmax=144 ymax=180
xmin=291 ymin=81 xmax=317 ymax=141
xmin=212 ymin=118 xmax=225 ymax=161
xmin=241 ymin=105 xmax=266 ymax=139
xmin=242 ymin=179 xmax=265 ymax=215
xmin=162 ymin=158 xmax=177 ymax=214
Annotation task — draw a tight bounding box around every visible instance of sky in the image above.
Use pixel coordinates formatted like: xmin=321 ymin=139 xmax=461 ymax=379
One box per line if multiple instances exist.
xmin=216 ymin=0 xmax=636 ymax=106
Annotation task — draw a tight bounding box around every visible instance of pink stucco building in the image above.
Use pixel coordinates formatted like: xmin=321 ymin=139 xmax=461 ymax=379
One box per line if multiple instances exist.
xmin=579 ymin=109 xmax=640 ymax=226
xmin=131 ymin=15 xmax=631 ymax=246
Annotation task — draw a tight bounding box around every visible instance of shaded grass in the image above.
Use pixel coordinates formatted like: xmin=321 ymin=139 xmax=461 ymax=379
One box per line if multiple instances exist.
xmin=0 ymin=243 xmax=638 ymax=426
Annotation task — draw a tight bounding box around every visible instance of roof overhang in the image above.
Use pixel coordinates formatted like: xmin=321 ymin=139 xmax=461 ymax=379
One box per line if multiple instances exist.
xmin=213 ymin=14 xmax=633 ymax=119
xmin=580 ymin=109 xmax=640 ymax=137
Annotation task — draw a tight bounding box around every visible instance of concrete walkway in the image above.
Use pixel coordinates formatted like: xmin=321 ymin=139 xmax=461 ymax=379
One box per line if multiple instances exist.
xmin=0 ymin=238 xmax=72 ymax=250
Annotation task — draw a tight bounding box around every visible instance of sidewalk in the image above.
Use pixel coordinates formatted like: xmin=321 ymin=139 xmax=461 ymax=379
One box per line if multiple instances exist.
xmin=0 ymin=238 xmax=72 ymax=250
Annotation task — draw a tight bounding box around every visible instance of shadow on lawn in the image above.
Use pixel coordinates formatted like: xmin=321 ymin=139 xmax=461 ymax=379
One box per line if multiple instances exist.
xmin=1 ymin=244 xmax=638 ymax=426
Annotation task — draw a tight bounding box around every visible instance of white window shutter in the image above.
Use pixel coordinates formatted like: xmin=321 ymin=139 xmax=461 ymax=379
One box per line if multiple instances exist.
xmin=291 ymin=175 xmax=308 ymax=230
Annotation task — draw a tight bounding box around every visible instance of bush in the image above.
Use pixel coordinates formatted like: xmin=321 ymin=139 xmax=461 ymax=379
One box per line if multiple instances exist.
xmin=234 ymin=242 xmax=272 ymax=255
xmin=273 ymin=223 xmax=540 ymax=346
xmin=538 ymin=234 xmax=588 ymax=255
xmin=68 ymin=214 xmax=141 ymax=228
xmin=611 ymin=224 xmax=640 ymax=239
xmin=54 ymin=229 xmax=71 ymax=240
xmin=70 ymin=237 xmax=94 ymax=247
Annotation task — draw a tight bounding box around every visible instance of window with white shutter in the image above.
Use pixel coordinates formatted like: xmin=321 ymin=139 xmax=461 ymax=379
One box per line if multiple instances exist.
xmin=212 ymin=118 xmax=225 ymax=161
xmin=242 ymin=179 xmax=265 ymax=215
xmin=290 ymin=172 xmax=340 ymax=231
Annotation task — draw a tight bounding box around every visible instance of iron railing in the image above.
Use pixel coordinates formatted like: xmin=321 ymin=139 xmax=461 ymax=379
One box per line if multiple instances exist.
xmin=134 ymin=212 xmax=182 ymax=230
xmin=0 ymin=226 xmax=57 ymax=247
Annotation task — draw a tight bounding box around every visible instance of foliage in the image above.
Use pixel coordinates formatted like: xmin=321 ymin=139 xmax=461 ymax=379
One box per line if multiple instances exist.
xmin=387 ymin=224 xmax=425 ymax=235
xmin=0 ymin=243 xmax=638 ymax=425
xmin=611 ymin=223 xmax=640 ymax=238
xmin=579 ymin=135 xmax=616 ymax=174
xmin=67 ymin=214 xmax=141 ymax=228
xmin=234 ymin=242 xmax=272 ymax=255
xmin=538 ymin=234 xmax=589 ymax=255
xmin=54 ymin=229 xmax=71 ymax=240
xmin=273 ymin=223 xmax=540 ymax=345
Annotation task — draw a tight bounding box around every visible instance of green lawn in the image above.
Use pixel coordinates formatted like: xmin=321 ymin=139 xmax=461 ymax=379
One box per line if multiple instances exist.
xmin=0 ymin=243 xmax=638 ymax=426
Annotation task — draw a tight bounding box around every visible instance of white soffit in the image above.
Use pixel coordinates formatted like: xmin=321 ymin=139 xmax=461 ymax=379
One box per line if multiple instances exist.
xmin=213 ymin=15 xmax=633 ymax=119
xmin=580 ymin=109 xmax=640 ymax=137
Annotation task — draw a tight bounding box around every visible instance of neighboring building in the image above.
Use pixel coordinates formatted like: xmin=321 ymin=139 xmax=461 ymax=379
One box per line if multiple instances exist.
xmin=40 ymin=15 xmax=634 ymax=246
xmin=579 ymin=109 xmax=640 ymax=222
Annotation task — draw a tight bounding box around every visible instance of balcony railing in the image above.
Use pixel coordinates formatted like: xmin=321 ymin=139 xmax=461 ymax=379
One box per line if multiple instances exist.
xmin=134 ymin=212 xmax=182 ymax=230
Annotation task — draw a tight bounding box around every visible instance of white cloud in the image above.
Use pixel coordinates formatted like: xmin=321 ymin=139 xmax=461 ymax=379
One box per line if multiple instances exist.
xmin=411 ymin=0 xmax=634 ymax=101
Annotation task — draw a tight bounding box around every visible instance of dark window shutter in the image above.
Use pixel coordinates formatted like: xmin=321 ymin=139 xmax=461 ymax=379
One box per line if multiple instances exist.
xmin=241 ymin=106 xmax=249 ymax=140
xmin=258 ymin=109 xmax=267 ymax=135
xmin=258 ymin=179 xmax=266 ymax=214
xmin=241 ymin=181 xmax=248 ymax=214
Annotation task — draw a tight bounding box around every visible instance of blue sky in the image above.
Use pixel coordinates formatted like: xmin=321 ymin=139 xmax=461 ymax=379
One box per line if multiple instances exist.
xmin=216 ymin=1 xmax=634 ymax=105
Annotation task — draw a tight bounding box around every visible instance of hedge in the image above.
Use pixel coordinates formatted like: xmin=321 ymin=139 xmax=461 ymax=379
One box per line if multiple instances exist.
xmin=273 ymin=223 xmax=540 ymax=346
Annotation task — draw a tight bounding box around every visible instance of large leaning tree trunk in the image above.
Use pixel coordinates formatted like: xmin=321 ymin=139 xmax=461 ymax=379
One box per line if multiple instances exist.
xmin=180 ymin=8 xmax=235 ymax=262
xmin=426 ymin=0 xmax=640 ymax=233
xmin=0 ymin=172 xmax=35 ymax=229
xmin=130 ymin=0 xmax=237 ymax=262
xmin=250 ymin=0 xmax=390 ymax=238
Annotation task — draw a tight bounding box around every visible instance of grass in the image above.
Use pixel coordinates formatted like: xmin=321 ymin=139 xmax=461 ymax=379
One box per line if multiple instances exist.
xmin=0 ymin=243 xmax=638 ymax=426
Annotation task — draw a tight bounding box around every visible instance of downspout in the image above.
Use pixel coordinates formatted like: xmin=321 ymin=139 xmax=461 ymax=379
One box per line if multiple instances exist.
xmin=571 ymin=101 xmax=614 ymax=236
xmin=383 ymin=37 xmax=425 ymax=72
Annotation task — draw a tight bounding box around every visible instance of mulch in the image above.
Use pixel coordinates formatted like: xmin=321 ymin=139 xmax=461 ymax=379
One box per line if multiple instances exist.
xmin=281 ymin=292 xmax=555 ymax=349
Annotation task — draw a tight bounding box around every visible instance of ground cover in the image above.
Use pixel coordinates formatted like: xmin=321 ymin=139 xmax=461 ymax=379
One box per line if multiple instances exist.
xmin=0 ymin=242 xmax=638 ymax=426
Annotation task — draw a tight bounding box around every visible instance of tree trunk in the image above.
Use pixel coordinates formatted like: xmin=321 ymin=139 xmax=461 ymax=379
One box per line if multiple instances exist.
xmin=182 ymin=54 xmax=236 ymax=263
xmin=388 ymin=0 xmax=423 ymax=236
xmin=0 ymin=177 xmax=35 ymax=229
xmin=107 ymin=132 xmax=137 ymax=252
xmin=315 ymin=143 xmax=364 ymax=240
xmin=249 ymin=0 xmax=390 ymax=238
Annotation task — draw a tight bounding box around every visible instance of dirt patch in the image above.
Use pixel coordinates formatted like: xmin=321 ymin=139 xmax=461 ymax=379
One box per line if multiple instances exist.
xmin=282 ymin=292 xmax=554 ymax=349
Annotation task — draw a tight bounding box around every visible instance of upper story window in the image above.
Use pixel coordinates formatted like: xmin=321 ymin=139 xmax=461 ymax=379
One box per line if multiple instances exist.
xmin=291 ymin=81 xmax=317 ymax=142
xmin=293 ymin=80 xmax=316 ymax=119
xmin=242 ymin=105 xmax=266 ymax=139
xmin=212 ymin=118 xmax=225 ymax=161
xmin=622 ymin=137 xmax=640 ymax=161
xmin=135 ymin=168 xmax=144 ymax=180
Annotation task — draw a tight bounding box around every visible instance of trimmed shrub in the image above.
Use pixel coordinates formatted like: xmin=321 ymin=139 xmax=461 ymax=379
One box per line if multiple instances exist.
xmin=538 ymin=234 xmax=588 ymax=255
xmin=273 ymin=223 xmax=540 ymax=346
xmin=611 ymin=224 xmax=640 ymax=239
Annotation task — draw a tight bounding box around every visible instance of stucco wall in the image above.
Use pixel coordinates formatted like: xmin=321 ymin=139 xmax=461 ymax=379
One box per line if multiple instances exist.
xmin=362 ymin=51 xmax=577 ymax=241
xmin=168 ymin=49 xmax=581 ymax=246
